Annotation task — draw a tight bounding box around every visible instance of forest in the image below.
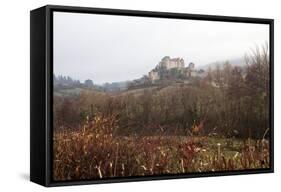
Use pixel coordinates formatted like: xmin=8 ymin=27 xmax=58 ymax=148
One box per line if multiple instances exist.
xmin=53 ymin=45 xmax=270 ymax=181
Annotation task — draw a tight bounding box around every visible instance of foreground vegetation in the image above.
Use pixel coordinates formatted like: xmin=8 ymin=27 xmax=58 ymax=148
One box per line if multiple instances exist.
xmin=53 ymin=115 xmax=270 ymax=181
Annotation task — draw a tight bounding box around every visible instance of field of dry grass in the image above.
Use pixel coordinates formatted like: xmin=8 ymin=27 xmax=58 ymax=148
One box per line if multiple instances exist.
xmin=53 ymin=114 xmax=270 ymax=181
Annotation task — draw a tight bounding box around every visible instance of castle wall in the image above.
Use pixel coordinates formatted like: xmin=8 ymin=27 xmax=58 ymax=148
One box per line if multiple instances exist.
xmin=149 ymin=71 xmax=159 ymax=82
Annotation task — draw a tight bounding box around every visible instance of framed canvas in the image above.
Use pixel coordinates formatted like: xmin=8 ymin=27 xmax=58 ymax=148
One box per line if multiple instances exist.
xmin=30 ymin=5 xmax=274 ymax=187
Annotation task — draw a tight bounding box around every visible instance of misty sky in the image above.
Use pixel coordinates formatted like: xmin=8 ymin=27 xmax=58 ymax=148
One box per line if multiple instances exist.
xmin=54 ymin=12 xmax=269 ymax=84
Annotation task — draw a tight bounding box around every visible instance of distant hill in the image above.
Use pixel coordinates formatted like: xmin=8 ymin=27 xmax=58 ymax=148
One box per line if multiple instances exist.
xmin=54 ymin=57 xmax=246 ymax=95
xmin=202 ymin=57 xmax=246 ymax=70
xmin=96 ymin=81 xmax=130 ymax=92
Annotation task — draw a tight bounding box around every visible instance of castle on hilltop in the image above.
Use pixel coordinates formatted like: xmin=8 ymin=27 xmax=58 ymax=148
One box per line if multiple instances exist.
xmin=159 ymin=56 xmax=185 ymax=70
xmin=148 ymin=56 xmax=204 ymax=82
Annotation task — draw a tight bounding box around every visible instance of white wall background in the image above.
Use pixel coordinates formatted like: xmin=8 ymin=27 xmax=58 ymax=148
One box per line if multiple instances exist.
xmin=0 ymin=0 xmax=279 ymax=191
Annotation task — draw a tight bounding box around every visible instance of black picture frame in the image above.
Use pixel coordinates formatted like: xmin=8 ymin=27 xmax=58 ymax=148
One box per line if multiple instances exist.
xmin=30 ymin=5 xmax=274 ymax=187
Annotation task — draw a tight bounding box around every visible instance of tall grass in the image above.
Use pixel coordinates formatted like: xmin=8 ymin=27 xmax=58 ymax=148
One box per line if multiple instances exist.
xmin=53 ymin=114 xmax=270 ymax=181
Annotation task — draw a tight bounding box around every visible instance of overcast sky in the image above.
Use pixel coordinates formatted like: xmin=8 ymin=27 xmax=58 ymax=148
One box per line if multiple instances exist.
xmin=54 ymin=12 xmax=269 ymax=84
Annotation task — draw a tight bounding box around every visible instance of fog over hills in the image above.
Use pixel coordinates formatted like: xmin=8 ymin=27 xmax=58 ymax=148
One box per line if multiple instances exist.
xmin=54 ymin=12 xmax=269 ymax=84
xmin=202 ymin=57 xmax=246 ymax=70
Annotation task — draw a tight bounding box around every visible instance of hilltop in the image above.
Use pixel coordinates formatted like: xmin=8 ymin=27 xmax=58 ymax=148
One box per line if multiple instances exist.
xmin=54 ymin=56 xmax=207 ymax=94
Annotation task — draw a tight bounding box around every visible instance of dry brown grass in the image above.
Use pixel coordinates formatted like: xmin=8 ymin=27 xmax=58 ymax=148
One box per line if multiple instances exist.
xmin=53 ymin=114 xmax=270 ymax=181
